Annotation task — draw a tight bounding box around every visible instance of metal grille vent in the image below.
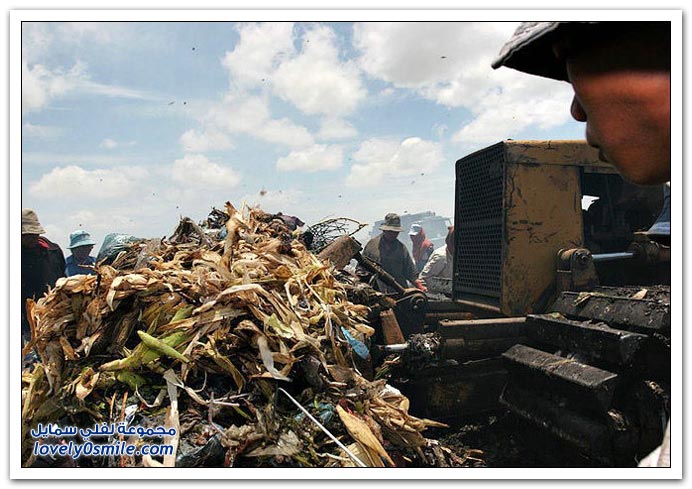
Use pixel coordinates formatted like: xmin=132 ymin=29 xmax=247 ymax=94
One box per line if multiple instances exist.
xmin=453 ymin=143 xmax=504 ymax=299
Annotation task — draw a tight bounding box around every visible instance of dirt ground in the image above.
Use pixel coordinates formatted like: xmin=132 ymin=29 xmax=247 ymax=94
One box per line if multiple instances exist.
xmin=432 ymin=411 xmax=610 ymax=468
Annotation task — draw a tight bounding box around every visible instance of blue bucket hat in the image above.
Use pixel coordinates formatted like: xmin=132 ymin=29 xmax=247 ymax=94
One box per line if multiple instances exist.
xmin=68 ymin=230 xmax=96 ymax=249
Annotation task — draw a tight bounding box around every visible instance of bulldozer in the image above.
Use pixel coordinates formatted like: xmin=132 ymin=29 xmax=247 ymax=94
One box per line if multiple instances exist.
xmin=319 ymin=140 xmax=670 ymax=466
xmin=448 ymin=140 xmax=670 ymax=466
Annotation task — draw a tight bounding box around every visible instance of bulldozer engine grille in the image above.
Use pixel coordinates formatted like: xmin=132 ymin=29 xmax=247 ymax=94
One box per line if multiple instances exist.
xmin=454 ymin=143 xmax=504 ymax=300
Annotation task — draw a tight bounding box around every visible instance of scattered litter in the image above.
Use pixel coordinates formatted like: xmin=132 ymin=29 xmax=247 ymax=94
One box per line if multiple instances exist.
xmin=631 ymin=289 xmax=648 ymax=300
xmin=22 ymin=202 xmax=448 ymax=468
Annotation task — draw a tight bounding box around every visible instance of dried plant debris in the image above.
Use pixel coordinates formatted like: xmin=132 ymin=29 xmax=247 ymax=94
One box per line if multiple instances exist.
xmin=304 ymin=217 xmax=367 ymax=253
xmin=22 ymin=202 xmax=448 ymax=468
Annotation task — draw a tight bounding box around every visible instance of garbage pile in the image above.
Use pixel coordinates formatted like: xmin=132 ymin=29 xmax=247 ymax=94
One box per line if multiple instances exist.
xmin=22 ymin=202 xmax=455 ymax=468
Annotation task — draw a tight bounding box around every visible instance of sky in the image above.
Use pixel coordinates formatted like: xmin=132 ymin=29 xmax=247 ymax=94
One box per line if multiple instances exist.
xmin=21 ymin=20 xmax=585 ymax=253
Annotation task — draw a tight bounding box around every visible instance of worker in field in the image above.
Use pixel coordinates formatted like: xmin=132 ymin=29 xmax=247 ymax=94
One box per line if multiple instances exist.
xmin=409 ymin=223 xmax=435 ymax=273
xmin=65 ymin=230 xmax=97 ymax=276
xmin=418 ymin=226 xmax=455 ymax=294
xmin=493 ymin=20 xmax=671 ymax=467
xmin=21 ymin=209 xmax=65 ymax=343
xmin=363 ymin=213 xmax=418 ymax=294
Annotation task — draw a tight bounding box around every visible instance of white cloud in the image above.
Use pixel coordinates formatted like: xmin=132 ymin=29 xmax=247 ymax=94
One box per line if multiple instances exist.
xmin=56 ymin=22 xmax=126 ymax=45
xmin=40 ymin=205 xmax=166 ymax=253
xmin=200 ymin=95 xmax=314 ymax=148
xmin=78 ymin=79 xmax=151 ymax=100
xmin=276 ymin=144 xmax=343 ymax=173
xmin=354 ymin=22 xmax=517 ymax=94
xmin=21 ymin=23 xmax=53 ymax=64
xmin=180 ymin=129 xmax=234 ymax=152
xmin=318 ymin=118 xmax=358 ymax=140
xmin=22 ymin=60 xmax=85 ymax=113
xmin=272 ymin=25 xmax=366 ymax=116
xmin=22 ymin=58 xmax=153 ymax=114
xmin=190 ymin=24 xmax=364 ymax=157
xmin=29 ymin=165 xmax=147 ymax=199
xmin=346 ymin=137 xmax=445 ymax=187
xmin=62 ymin=210 xmax=136 ymax=238
xmin=223 ymin=23 xmax=366 ymax=116
xmin=451 ymin=72 xmax=574 ymax=145
xmin=354 ymin=22 xmax=574 ymax=143
xmin=100 ymin=138 xmax=138 ymax=150
xmin=23 ymin=22 xmax=128 ymax=58
xmin=22 ymin=152 xmax=142 ymax=168
xmin=171 ymin=154 xmax=241 ymax=189
xmin=101 ymin=138 xmax=118 ymax=149
xmin=185 ymin=24 xmax=371 ymax=156
xmin=256 ymin=118 xmax=314 ymax=148
xmin=22 ymin=123 xmax=62 ymax=140
xmin=354 ymin=22 xmax=516 ymax=110
xmin=206 ymin=96 xmax=269 ymax=134
xmin=22 ymin=22 xmax=154 ymax=115
xmin=222 ymin=22 xmax=296 ymax=89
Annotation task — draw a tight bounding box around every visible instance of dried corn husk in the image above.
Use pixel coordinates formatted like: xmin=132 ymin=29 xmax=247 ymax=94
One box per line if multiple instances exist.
xmin=21 ymin=202 xmax=445 ymax=468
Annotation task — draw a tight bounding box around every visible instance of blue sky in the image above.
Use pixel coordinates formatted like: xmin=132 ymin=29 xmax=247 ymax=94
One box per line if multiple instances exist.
xmin=21 ymin=21 xmax=585 ymax=252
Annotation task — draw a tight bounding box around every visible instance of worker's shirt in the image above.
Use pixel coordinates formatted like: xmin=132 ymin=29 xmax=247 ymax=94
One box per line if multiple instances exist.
xmin=65 ymin=255 xmax=97 ymax=277
xmin=21 ymin=238 xmax=65 ymax=340
xmin=362 ymin=234 xmax=417 ymax=293
xmin=419 ymin=245 xmax=454 ymax=290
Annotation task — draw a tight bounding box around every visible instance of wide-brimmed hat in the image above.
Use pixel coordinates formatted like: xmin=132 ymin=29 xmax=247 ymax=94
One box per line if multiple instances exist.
xmin=408 ymin=223 xmax=423 ymax=236
xmin=380 ymin=213 xmax=403 ymax=232
xmin=492 ymin=21 xmax=600 ymax=81
xmin=22 ymin=209 xmax=45 ymax=235
xmin=492 ymin=21 xmax=668 ymax=81
xmin=68 ymin=230 xmax=96 ymax=249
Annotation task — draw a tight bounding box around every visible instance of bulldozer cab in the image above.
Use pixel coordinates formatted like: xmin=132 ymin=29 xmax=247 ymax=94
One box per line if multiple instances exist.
xmin=452 ymin=140 xmax=667 ymax=317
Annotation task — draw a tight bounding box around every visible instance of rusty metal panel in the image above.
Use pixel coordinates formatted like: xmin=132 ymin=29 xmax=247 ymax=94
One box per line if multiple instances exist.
xmin=501 ymin=154 xmax=584 ymax=316
xmin=551 ymin=291 xmax=671 ymax=333
xmin=453 ymin=140 xmax=608 ymax=316
xmin=525 ymin=314 xmax=649 ymax=365
xmin=502 ymin=344 xmax=619 ymax=411
xmin=504 ymin=140 xmax=614 ymax=170
xmin=438 ymin=317 xmax=526 ymax=339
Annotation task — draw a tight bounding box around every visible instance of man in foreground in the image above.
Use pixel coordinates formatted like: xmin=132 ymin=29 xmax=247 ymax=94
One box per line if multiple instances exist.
xmin=493 ymin=21 xmax=670 ymax=184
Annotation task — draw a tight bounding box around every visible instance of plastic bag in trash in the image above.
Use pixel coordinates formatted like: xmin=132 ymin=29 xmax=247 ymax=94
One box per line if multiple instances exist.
xmin=341 ymin=327 xmax=370 ymax=360
xmin=96 ymin=233 xmax=143 ymax=264
xmin=176 ymin=434 xmax=226 ymax=468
